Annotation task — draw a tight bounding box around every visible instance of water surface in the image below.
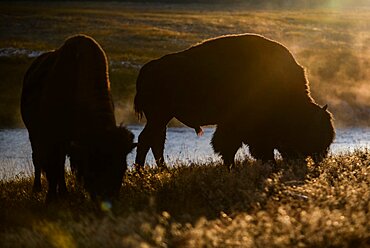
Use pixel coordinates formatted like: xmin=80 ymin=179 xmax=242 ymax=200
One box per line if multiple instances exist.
xmin=1 ymin=126 xmax=369 ymax=180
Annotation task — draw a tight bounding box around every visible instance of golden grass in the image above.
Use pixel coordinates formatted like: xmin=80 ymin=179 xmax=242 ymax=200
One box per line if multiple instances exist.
xmin=0 ymin=150 xmax=369 ymax=247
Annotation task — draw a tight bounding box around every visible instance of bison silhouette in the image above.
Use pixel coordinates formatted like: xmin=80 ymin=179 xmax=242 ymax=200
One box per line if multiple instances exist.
xmin=134 ymin=33 xmax=335 ymax=169
xmin=21 ymin=34 xmax=135 ymax=202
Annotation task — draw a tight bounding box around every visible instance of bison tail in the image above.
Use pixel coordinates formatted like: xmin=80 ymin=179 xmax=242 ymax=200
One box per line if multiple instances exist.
xmin=134 ymin=93 xmax=144 ymax=120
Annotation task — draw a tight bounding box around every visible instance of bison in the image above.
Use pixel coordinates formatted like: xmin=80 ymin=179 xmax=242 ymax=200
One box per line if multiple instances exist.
xmin=134 ymin=33 xmax=335 ymax=169
xmin=21 ymin=34 xmax=136 ymax=202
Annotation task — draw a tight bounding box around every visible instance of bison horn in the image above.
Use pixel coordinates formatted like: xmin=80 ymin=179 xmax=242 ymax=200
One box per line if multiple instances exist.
xmin=322 ymin=104 xmax=328 ymax=111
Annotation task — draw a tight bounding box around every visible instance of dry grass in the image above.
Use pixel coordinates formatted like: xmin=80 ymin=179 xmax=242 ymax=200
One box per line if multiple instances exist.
xmin=0 ymin=150 xmax=369 ymax=247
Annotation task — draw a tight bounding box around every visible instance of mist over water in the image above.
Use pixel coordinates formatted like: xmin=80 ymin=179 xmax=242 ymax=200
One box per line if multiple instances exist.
xmin=1 ymin=126 xmax=369 ymax=181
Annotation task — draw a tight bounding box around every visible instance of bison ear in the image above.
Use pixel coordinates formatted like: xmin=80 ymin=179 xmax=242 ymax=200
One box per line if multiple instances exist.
xmin=322 ymin=104 xmax=328 ymax=111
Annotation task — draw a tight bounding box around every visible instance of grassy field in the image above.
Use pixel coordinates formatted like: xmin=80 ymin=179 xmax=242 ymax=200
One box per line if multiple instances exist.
xmin=1 ymin=3 xmax=369 ymax=247
xmin=0 ymin=150 xmax=369 ymax=247
xmin=0 ymin=2 xmax=370 ymax=127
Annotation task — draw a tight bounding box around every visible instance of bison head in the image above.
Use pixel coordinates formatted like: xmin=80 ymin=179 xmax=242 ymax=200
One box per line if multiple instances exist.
xmin=70 ymin=126 xmax=136 ymax=201
xmin=303 ymin=105 xmax=335 ymax=162
xmin=278 ymin=104 xmax=335 ymax=163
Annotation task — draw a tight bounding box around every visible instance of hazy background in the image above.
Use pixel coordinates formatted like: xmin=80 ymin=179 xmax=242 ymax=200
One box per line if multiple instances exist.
xmin=0 ymin=1 xmax=369 ymax=128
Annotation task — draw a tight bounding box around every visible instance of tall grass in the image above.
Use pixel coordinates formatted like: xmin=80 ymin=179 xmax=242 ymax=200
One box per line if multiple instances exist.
xmin=0 ymin=150 xmax=369 ymax=247
xmin=0 ymin=2 xmax=370 ymax=127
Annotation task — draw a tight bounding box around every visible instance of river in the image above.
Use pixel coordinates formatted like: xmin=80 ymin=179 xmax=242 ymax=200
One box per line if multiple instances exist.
xmin=1 ymin=126 xmax=369 ymax=180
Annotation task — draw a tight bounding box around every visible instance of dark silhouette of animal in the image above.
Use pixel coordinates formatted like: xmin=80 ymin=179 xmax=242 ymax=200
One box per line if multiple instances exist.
xmin=134 ymin=33 xmax=335 ymax=169
xmin=21 ymin=34 xmax=136 ymax=202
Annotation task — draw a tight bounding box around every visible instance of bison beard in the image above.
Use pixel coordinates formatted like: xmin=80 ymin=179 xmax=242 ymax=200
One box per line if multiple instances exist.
xmin=21 ymin=34 xmax=135 ymax=202
xmin=134 ymin=33 xmax=335 ymax=169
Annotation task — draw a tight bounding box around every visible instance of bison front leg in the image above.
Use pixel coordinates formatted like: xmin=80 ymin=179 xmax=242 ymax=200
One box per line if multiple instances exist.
xmin=249 ymin=143 xmax=275 ymax=164
xmin=57 ymin=146 xmax=68 ymax=196
xmin=32 ymin=152 xmax=42 ymax=192
xmin=211 ymin=125 xmax=242 ymax=170
xmin=29 ymin=136 xmax=42 ymax=193
xmin=43 ymin=144 xmax=67 ymax=202
xmin=45 ymin=165 xmax=58 ymax=203
xmin=278 ymin=149 xmax=307 ymax=164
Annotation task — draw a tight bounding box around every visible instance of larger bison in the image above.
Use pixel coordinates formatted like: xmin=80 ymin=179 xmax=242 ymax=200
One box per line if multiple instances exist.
xmin=21 ymin=34 xmax=135 ymax=202
xmin=134 ymin=33 xmax=335 ymax=168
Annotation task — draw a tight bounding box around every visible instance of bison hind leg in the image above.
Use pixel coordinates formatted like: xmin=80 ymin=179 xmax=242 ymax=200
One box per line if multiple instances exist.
xmin=211 ymin=125 xmax=242 ymax=170
xmin=136 ymin=115 xmax=171 ymax=168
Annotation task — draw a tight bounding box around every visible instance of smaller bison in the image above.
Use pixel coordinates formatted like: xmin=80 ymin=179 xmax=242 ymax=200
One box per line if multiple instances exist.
xmin=21 ymin=34 xmax=135 ymax=202
xmin=134 ymin=33 xmax=335 ymax=168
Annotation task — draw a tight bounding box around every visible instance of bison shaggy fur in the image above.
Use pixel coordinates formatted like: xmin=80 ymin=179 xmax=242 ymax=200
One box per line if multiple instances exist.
xmin=21 ymin=34 xmax=135 ymax=202
xmin=134 ymin=33 xmax=335 ymax=168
